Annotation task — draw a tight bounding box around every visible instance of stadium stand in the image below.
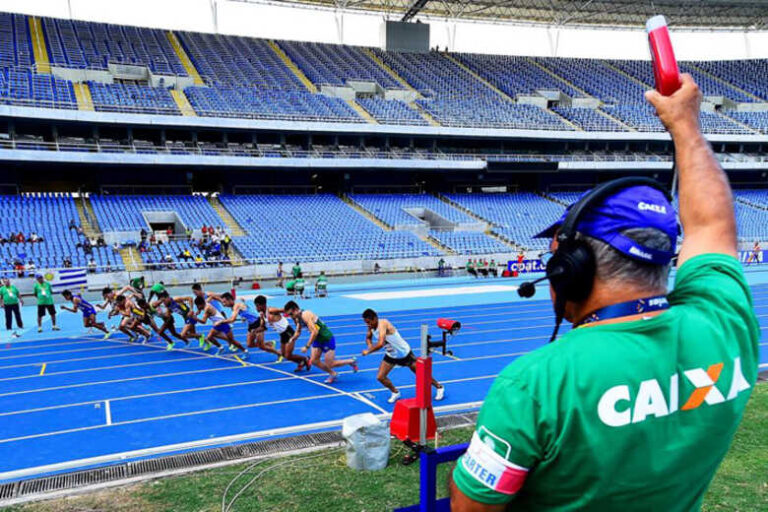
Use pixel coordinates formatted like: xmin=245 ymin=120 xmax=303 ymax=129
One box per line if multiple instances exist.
xmin=372 ymin=50 xmax=571 ymax=129
xmin=446 ymin=192 xmax=566 ymax=250
xmin=89 ymin=195 xmax=223 ymax=232
xmin=428 ymin=230 xmax=511 ymax=255
xmin=41 ymin=17 xmax=185 ymax=75
xmin=217 ymin=194 xmax=440 ymax=263
xmin=0 ymin=13 xmax=766 ymax=131
xmin=0 ymin=194 xmax=122 ymax=274
xmin=349 ymin=193 xmax=477 ymax=227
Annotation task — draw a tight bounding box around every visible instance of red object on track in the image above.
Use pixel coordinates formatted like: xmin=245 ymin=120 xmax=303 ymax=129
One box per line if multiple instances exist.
xmin=647 ymin=15 xmax=682 ymax=96
xmin=390 ymin=356 xmax=437 ymax=442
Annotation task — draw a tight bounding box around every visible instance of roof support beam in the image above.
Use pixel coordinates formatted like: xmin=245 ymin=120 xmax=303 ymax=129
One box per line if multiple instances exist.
xmin=401 ymin=0 xmax=429 ymax=21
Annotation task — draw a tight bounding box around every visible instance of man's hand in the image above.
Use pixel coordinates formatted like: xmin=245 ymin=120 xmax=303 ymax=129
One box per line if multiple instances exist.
xmin=645 ymin=74 xmax=702 ymax=138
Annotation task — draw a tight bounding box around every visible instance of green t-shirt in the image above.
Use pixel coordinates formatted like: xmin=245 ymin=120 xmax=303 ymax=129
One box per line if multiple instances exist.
xmin=150 ymin=283 xmax=166 ymax=294
xmin=286 ymin=279 xmax=296 ymax=292
xmin=292 ymin=265 xmax=301 ymax=278
xmin=0 ymin=285 xmax=20 ymax=306
xmin=317 ymin=275 xmax=327 ymax=288
xmin=130 ymin=277 xmax=145 ymax=290
xmin=453 ymin=254 xmax=759 ymax=511
xmin=294 ymin=278 xmax=305 ymax=291
xmin=34 ymin=281 xmax=54 ymax=305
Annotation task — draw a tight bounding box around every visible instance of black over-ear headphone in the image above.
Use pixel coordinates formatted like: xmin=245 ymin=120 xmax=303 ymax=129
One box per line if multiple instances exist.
xmin=519 ymin=177 xmax=673 ymax=342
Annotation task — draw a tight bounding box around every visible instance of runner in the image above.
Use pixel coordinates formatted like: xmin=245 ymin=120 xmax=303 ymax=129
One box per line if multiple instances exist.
xmin=97 ymin=285 xmax=140 ymax=333
xmin=60 ymin=289 xmax=110 ymax=338
xmin=129 ymin=276 xmax=146 ymax=298
xmin=33 ymin=274 xmax=59 ymax=333
xmin=218 ymin=293 xmax=283 ymax=361
xmin=747 ymin=240 xmax=761 ymax=265
xmin=193 ymin=296 xmax=248 ymax=357
xmin=114 ymin=294 xmax=151 ymax=343
xmin=283 ymin=300 xmax=358 ymax=384
xmin=154 ymin=291 xmax=204 ymax=347
xmin=254 ymin=294 xmax=309 ymax=371
xmin=360 ymin=308 xmax=445 ymax=403
xmin=134 ymin=297 xmax=177 ymax=348
xmin=191 ymin=283 xmax=225 ymax=312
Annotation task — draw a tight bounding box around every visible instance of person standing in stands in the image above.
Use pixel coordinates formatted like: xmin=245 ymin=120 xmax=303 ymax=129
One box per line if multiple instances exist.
xmin=292 ymin=262 xmax=302 ymax=279
xmin=0 ymin=277 xmax=23 ymax=337
xmin=34 ymin=274 xmax=59 ymax=333
xmin=451 ymin=75 xmax=760 ymax=511
xmin=276 ymin=262 xmax=285 ymax=288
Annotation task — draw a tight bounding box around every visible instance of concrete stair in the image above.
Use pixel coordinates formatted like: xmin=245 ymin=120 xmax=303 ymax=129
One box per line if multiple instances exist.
xmin=28 ymin=17 xmax=50 ymax=74
xmin=75 ymin=196 xmax=100 ymax=237
xmin=340 ymin=194 xmax=393 ymax=231
xmin=170 ymin=90 xmax=196 ymax=116
xmin=167 ymin=31 xmax=204 ymax=85
xmin=435 ymin=193 xmax=518 ymax=249
xmin=443 ymin=53 xmax=512 ymax=101
xmin=268 ymin=41 xmax=317 ymax=93
xmin=120 ymin=247 xmax=144 ymax=272
xmin=72 ymin=83 xmax=95 ymax=111
xmin=346 ymin=99 xmax=378 ymax=124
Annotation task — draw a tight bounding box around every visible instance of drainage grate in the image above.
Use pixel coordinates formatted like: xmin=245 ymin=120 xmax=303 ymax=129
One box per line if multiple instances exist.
xmin=18 ymin=465 xmax=127 ymax=497
xmin=0 ymin=482 xmax=16 ymax=500
xmin=2 ymin=412 xmax=476 ymax=505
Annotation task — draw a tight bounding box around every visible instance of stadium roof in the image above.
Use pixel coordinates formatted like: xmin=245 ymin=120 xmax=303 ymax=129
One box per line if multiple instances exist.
xmin=255 ymin=0 xmax=768 ymax=28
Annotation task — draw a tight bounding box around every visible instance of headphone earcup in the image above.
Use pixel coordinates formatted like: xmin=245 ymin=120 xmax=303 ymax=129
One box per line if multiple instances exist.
xmin=547 ymin=240 xmax=596 ymax=303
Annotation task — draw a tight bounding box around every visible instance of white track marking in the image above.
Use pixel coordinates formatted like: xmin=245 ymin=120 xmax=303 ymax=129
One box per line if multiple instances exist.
xmin=0 ymin=399 xmax=483 ymax=483
xmin=345 ymin=284 xmax=519 ymax=300
xmin=104 ymin=400 xmax=112 ymax=426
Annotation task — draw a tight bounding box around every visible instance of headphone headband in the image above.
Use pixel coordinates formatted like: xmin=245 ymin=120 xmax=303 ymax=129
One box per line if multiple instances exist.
xmin=558 ymin=177 xmax=672 ymax=243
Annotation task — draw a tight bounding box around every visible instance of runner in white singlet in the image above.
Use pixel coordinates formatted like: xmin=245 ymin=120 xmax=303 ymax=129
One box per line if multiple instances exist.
xmin=360 ymin=308 xmax=445 ymax=404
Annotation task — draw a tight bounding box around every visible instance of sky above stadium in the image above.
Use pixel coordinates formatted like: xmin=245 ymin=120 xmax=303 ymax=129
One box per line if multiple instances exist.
xmin=5 ymin=0 xmax=768 ymax=59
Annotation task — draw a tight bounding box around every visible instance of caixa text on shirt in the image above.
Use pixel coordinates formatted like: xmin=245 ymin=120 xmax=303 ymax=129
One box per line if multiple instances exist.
xmin=597 ymin=357 xmax=752 ymax=427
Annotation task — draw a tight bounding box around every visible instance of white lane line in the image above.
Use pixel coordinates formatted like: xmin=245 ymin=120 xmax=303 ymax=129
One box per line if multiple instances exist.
xmin=0 ymin=375 xmax=295 ymax=417
xmin=0 ymin=399 xmax=483 ymax=483
xmin=0 ymin=353 xmax=212 ymax=383
xmin=0 ymin=392 xmax=345 ymax=445
xmin=0 ymin=366 xmax=244 ymax=399
xmin=104 ymin=400 xmax=112 ymax=426
xmin=0 ymin=348 xmax=176 ymax=371
xmin=345 ymin=284 xmax=519 ymax=301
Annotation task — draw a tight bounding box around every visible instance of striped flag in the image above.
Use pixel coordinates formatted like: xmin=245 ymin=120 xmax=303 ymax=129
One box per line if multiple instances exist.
xmin=49 ymin=268 xmax=88 ymax=292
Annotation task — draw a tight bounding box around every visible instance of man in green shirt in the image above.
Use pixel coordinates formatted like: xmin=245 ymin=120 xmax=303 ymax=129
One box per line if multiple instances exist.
xmin=451 ymin=75 xmax=760 ymax=511
xmin=292 ymin=262 xmax=302 ymax=279
xmin=33 ymin=274 xmax=59 ymax=333
xmin=0 ymin=277 xmax=23 ymax=337
xmin=315 ymin=271 xmax=328 ymax=298
xmin=147 ymin=281 xmax=166 ymax=302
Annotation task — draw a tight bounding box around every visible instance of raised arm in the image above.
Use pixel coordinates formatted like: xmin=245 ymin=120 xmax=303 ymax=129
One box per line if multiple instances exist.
xmin=645 ymin=74 xmax=737 ymax=266
xmin=364 ymin=322 xmax=388 ymax=355
xmin=219 ymin=303 xmax=241 ymax=325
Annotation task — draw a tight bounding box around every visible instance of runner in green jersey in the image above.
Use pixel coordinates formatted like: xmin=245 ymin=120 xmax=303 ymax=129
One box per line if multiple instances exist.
xmin=147 ymin=282 xmax=167 ymax=302
xmin=283 ymin=300 xmax=358 ymax=384
xmin=451 ymin=75 xmax=760 ymax=511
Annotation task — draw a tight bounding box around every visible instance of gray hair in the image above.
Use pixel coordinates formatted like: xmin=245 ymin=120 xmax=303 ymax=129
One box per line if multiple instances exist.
xmin=578 ymin=227 xmax=672 ymax=292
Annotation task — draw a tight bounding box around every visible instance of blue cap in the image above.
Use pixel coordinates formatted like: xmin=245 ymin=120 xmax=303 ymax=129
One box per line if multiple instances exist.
xmin=534 ymin=185 xmax=679 ymax=265
xmin=35 ymin=273 xmax=43 ymax=279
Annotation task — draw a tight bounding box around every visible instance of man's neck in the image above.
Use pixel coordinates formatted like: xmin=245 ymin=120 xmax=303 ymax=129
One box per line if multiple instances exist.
xmin=571 ymin=283 xmax=667 ymax=326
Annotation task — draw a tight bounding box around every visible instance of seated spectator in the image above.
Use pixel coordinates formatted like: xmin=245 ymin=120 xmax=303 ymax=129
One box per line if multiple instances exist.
xmin=315 ymin=271 xmax=328 ymax=297
xmin=166 ymin=227 xmax=173 ymax=236
xmin=489 ymin=259 xmax=498 ymax=277
xmin=194 ymin=255 xmax=204 ymax=267
xmin=97 ymin=236 xmax=106 ymax=247
xmin=16 ymin=232 xmax=24 ymax=243
xmin=63 ymin=257 xmax=72 ymax=268
xmin=112 ymin=242 xmax=120 ymax=253
xmin=478 ymin=260 xmax=489 ymax=277
xmin=466 ymin=259 xmax=477 ymax=277
xmin=29 ymin=232 xmax=39 ymax=243
xmin=68 ymin=219 xmax=77 ymax=230
xmin=26 ymin=260 xmax=36 ymax=274
xmin=14 ymin=260 xmax=24 ymax=278
xmin=87 ymin=258 xmax=97 ymax=273
xmin=105 ymin=263 xmax=112 ymax=272
xmin=76 ymin=225 xmax=84 ymax=236
xmin=140 ymin=228 xmax=148 ymax=241
xmin=149 ymin=234 xmax=157 ymax=245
